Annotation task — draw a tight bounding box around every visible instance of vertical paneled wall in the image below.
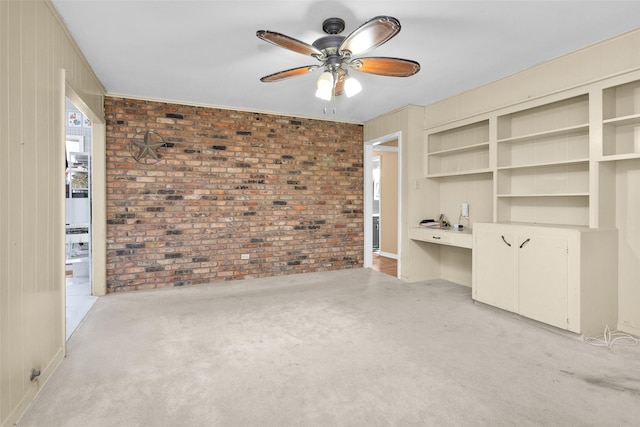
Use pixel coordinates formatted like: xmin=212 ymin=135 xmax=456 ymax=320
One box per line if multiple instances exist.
xmin=105 ymin=97 xmax=364 ymax=292
xmin=0 ymin=1 xmax=104 ymax=426
xmin=616 ymin=159 xmax=640 ymax=335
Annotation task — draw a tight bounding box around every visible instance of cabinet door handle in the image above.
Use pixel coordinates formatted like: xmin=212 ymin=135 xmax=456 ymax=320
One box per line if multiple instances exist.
xmin=519 ymin=238 xmax=531 ymax=249
xmin=501 ymin=235 xmax=511 ymax=247
xmin=432 ymin=236 xmax=441 ymax=240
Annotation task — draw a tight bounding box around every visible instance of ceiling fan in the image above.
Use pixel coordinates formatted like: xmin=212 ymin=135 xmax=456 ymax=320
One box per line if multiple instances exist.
xmin=256 ymin=16 xmax=420 ymax=100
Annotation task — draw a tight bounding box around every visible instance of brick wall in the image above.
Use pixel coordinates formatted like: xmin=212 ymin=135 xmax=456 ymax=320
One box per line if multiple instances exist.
xmin=105 ymin=97 xmax=364 ymax=292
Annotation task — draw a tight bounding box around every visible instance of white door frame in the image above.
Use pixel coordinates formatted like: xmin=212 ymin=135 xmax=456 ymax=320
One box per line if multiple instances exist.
xmin=65 ymin=84 xmax=106 ymax=298
xmin=364 ymin=131 xmax=402 ymax=276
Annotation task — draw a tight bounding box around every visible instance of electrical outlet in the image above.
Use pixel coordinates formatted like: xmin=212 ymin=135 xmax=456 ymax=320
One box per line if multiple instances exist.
xmin=461 ymin=202 xmax=469 ymax=218
xmin=241 ymin=254 xmax=250 ymax=260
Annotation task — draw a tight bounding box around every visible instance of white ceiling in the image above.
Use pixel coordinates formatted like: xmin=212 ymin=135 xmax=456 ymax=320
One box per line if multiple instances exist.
xmin=52 ymin=1 xmax=640 ymax=123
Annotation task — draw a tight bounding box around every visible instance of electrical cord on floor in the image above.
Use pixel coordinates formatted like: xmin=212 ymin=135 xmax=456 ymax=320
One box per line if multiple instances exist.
xmin=584 ymin=324 xmax=639 ymax=348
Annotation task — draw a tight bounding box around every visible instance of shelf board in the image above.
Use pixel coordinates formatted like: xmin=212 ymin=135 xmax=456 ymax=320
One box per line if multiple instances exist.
xmin=494 ymin=221 xmax=590 ymax=230
xmin=603 ymin=113 xmax=640 ymax=127
xmin=428 ymin=141 xmax=489 ymax=156
xmin=600 ymin=152 xmax=640 ymax=162
xmin=426 ymin=168 xmax=492 ymax=179
xmin=497 ymin=158 xmax=589 ymax=171
xmin=497 ymin=123 xmax=589 ymax=145
xmin=496 ymin=193 xmax=589 ymax=198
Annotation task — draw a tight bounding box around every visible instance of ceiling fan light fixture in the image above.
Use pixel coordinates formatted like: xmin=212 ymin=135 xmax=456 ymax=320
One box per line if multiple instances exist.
xmin=315 ymin=86 xmax=333 ymax=101
xmin=316 ymin=71 xmax=334 ymax=89
xmin=344 ymin=75 xmax=362 ymax=97
xmin=257 ymin=15 xmax=419 ymax=101
xmin=316 ymin=71 xmax=334 ymax=100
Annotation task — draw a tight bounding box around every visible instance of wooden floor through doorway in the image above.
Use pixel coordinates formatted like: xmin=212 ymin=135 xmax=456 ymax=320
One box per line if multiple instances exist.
xmin=372 ymin=252 xmax=397 ymax=277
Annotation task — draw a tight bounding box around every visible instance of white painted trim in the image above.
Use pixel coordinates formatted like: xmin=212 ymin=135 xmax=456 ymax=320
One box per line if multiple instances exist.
xmin=378 ymin=251 xmax=399 ymax=260
xmin=90 ymin=122 xmax=106 ymax=296
xmin=59 ymin=70 xmax=68 ymax=356
xmin=364 ymin=146 xmax=373 ymax=269
xmin=371 ymin=145 xmax=398 ymax=152
xmin=364 ymin=131 xmax=402 ymax=278
xmin=397 ymin=136 xmax=402 ymax=279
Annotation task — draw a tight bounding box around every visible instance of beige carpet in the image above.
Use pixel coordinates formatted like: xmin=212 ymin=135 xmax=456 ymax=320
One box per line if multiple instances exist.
xmin=18 ymin=269 xmax=640 ymax=426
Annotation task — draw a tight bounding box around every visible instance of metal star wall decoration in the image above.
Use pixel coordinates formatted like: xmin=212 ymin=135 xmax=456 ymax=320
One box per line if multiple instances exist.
xmin=130 ymin=131 xmax=167 ymax=164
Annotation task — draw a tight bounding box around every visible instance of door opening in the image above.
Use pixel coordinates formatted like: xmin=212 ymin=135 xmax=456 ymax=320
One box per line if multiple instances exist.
xmin=364 ymin=132 xmax=401 ymax=277
xmin=65 ymin=99 xmax=98 ymax=340
xmin=372 ymin=155 xmax=381 ymax=253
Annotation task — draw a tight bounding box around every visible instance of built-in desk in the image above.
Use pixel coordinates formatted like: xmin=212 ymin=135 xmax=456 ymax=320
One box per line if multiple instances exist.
xmin=409 ymin=227 xmax=473 ymax=249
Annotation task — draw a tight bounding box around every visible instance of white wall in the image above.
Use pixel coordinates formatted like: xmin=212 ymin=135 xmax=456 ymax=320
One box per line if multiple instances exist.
xmin=0 ymin=1 xmax=105 ymax=426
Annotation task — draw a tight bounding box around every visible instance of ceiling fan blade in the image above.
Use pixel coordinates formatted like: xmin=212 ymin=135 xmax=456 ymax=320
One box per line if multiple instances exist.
xmin=350 ymin=57 xmax=420 ymax=77
xmin=260 ymin=65 xmax=319 ymax=82
xmin=339 ymin=16 xmax=400 ymax=57
xmin=257 ymin=30 xmax=323 ymax=58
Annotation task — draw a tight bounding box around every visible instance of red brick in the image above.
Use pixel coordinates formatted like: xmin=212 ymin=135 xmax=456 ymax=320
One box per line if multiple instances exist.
xmin=105 ymin=96 xmax=363 ymax=292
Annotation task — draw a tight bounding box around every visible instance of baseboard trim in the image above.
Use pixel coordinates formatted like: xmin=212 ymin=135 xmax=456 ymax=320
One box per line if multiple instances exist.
xmin=6 ymin=347 xmax=64 ymax=427
xmin=617 ymin=322 xmax=640 ymax=337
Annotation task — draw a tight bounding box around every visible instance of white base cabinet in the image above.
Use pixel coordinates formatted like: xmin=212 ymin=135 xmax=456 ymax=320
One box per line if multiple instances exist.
xmin=472 ymin=223 xmax=617 ymax=336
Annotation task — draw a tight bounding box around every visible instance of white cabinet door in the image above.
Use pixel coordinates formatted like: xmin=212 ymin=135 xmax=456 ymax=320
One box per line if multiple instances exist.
xmin=517 ymin=235 xmax=569 ymax=329
xmin=474 ymin=224 xmax=571 ymax=329
xmin=474 ymin=230 xmax=517 ymax=312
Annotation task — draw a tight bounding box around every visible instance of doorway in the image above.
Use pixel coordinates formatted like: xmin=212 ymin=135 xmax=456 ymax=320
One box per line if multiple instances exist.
xmin=65 ymin=99 xmax=98 ymax=339
xmin=364 ymin=132 xmax=401 ymax=277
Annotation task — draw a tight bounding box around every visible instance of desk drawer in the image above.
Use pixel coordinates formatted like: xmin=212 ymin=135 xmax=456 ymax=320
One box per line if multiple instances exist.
xmin=409 ymin=227 xmax=472 ymax=249
xmin=409 ymin=228 xmax=452 ymax=244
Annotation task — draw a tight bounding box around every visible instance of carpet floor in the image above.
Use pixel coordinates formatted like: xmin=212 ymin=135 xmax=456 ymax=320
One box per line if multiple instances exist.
xmin=17 ymin=269 xmax=640 ymax=426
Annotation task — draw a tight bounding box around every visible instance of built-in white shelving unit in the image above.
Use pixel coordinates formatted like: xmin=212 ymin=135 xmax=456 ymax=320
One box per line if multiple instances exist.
xmin=495 ymin=94 xmax=590 ymax=226
xmin=416 ymin=76 xmax=640 ymax=333
xmin=425 ymin=120 xmax=491 ymax=178
xmin=602 ymin=80 xmax=640 ymax=160
xmin=423 ymin=94 xmax=596 ymax=228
